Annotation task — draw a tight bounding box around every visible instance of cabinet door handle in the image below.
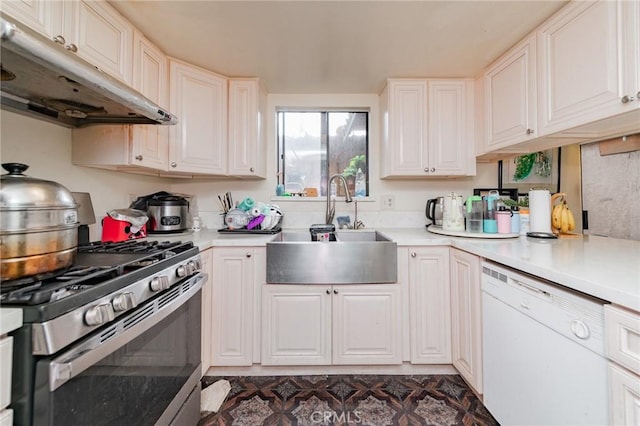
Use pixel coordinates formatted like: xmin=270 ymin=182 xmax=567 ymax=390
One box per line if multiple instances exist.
xmin=621 ymin=95 xmax=636 ymax=104
xmin=245 ymin=252 xmax=252 ymax=258
xmin=411 ymin=252 xmax=417 ymax=258
xmin=135 ymin=155 xmax=143 ymax=161
xmin=250 ymin=167 xmax=255 ymax=173
xmin=424 ymin=168 xmax=429 ymax=173
xmin=65 ymin=43 xmax=78 ymax=53
xmin=171 ymin=162 xmax=177 ymax=168
xmin=326 ymin=289 xmax=331 ymax=295
xmin=526 ymin=128 xmax=534 ymax=135
xmin=53 ymin=35 xmax=66 ymax=45
xmin=333 ymin=289 xmax=338 ymax=294
xmin=637 ymin=91 xmax=640 ymax=100
xmin=430 ymin=167 xmax=435 ymax=172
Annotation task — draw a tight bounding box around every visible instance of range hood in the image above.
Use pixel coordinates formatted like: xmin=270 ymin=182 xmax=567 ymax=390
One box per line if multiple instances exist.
xmin=0 ymin=15 xmax=177 ymax=127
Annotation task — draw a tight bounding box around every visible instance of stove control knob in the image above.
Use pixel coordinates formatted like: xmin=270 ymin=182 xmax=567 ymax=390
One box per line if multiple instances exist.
xmin=176 ymin=264 xmax=187 ymax=278
xmin=112 ymin=292 xmax=137 ymax=312
xmin=149 ymin=275 xmax=170 ymax=292
xmin=85 ymin=303 xmax=115 ymax=326
xmin=187 ymin=260 xmax=197 ymax=274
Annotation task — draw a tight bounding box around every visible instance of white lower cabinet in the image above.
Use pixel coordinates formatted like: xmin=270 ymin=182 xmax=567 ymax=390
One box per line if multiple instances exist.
xmin=605 ymin=304 xmax=640 ymax=425
xmin=211 ymin=247 xmax=264 ymax=366
xmin=449 ymin=248 xmax=483 ymax=394
xmin=609 ymin=362 xmax=640 ymax=426
xmin=262 ymin=284 xmax=402 ymax=366
xmin=406 ymin=247 xmax=452 ymax=364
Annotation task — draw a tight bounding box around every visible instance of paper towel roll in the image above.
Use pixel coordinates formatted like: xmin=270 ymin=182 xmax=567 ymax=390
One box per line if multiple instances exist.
xmin=528 ymin=189 xmax=552 ymax=233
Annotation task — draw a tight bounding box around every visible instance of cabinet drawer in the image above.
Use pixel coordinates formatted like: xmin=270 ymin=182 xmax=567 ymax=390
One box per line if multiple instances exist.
xmin=606 ymin=305 xmax=640 ymax=375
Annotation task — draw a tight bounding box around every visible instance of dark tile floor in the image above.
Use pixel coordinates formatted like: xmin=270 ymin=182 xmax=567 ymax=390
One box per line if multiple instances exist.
xmin=199 ymin=375 xmax=499 ymax=425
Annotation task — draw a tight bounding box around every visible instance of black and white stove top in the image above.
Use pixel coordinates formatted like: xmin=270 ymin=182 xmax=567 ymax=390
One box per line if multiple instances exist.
xmin=1 ymin=239 xmax=199 ymax=323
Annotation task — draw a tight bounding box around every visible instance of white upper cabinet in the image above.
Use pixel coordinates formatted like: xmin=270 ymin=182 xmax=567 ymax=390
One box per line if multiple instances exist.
xmin=1 ymin=0 xmax=62 ymax=39
xmin=71 ymin=31 xmax=169 ymax=172
xmin=169 ymin=58 xmax=228 ymax=175
xmin=482 ymin=33 xmax=537 ymax=152
xmin=227 ymin=78 xmax=267 ymax=178
xmin=2 ymin=0 xmax=133 ymax=84
xmin=380 ymin=78 xmax=475 ymax=178
xmin=537 ymin=0 xmax=640 ymax=135
xmin=130 ymin=31 xmax=169 ymax=170
xmin=428 ymin=80 xmax=475 ymax=176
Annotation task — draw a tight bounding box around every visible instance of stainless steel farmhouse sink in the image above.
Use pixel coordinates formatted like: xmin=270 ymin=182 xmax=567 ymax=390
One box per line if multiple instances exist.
xmin=266 ymin=230 xmax=397 ymax=284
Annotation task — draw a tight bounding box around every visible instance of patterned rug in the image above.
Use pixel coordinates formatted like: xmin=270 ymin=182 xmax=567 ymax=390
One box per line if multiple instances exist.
xmin=199 ymin=375 xmax=498 ymax=425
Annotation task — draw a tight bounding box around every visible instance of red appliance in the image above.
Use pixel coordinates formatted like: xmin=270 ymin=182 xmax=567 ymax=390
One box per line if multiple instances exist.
xmin=101 ymin=209 xmax=148 ymax=242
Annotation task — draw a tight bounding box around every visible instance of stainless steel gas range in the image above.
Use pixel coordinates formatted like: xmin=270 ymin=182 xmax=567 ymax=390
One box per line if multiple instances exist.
xmin=1 ymin=240 xmax=205 ymax=426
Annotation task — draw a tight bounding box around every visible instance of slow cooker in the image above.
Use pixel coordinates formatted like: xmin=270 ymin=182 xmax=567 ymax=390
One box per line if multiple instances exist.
xmin=146 ymin=195 xmax=189 ymax=233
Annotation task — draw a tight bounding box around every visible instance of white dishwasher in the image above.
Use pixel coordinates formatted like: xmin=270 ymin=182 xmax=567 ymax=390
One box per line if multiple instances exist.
xmin=481 ymin=261 xmax=609 ymax=426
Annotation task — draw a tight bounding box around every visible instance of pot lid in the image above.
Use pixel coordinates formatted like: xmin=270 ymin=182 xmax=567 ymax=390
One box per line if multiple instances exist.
xmin=148 ymin=195 xmax=189 ymax=206
xmin=0 ymin=163 xmax=78 ymax=210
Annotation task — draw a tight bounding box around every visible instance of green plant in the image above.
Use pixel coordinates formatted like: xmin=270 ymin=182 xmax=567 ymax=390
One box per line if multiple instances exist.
xmin=502 ymin=197 xmax=529 ymax=208
xmin=513 ymin=153 xmax=537 ymax=181
xmin=342 ymin=154 xmax=366 ymax=177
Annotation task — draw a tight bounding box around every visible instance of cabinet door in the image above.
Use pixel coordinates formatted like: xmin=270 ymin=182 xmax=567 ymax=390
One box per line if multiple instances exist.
xmin=427 ymin=79 xmax=475 ymax=176
xmin=450 ymin=248 xmax=483 ymax=394
xmin=408 ymin=247 xmax=451 ymax=364
xmin=169 ymin=59 xmax=227 ymax=175
xmin=130 ymin=31 xmax=168 ymax=171
xmin=332 ymin=284 xmax=402 ymax=365
xmin=227 ymin=79 xmax=267 ymax=178
xmin=380 ymin=79 xmax=428 ymax=177
xmin=609 ymin=362 xmax=640 ymax=426
xmin=261 ymin=285 xmax=331 ymax=366
xmin=1 ymin=0 xmax=62 ymax=38
xmin=64 ymin=0 xmax=133 ymax=84
xmin=200 ymin=248 xmax=213 ymax=375
xmin=484 ymin=34 xmax=537 ymax=149
xmin=211 ymin=248 xmax=254 ymax=366
xmin=537 ymin=0 xmax=638 ymax=135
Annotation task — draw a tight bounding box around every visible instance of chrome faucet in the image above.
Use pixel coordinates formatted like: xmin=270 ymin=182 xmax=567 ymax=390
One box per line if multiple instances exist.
xmin=325 ymin=174 xmax=352 ymax=224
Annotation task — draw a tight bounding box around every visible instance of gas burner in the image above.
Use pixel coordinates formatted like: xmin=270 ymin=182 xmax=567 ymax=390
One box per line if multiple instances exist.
xmin=78 ymin=239 xmax=183 ymax=253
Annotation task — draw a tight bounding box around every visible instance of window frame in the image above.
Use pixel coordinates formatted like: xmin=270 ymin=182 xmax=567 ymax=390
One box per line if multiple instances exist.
xmin=276 ymin=108 xmax=370 ymax=198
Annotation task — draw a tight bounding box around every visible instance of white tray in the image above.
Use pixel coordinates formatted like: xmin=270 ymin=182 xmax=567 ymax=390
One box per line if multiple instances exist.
xmin=427 ymin=225 xmax=520 ymax=239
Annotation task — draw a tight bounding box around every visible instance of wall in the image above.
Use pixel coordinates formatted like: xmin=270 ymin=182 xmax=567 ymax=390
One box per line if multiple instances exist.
xmin=581 ymin=142 xmax=640 ymax=240
xmin=1 ymin=94 xmax=499 ymax=234
xmin=0 ymin=111 xmax=171 ymax=240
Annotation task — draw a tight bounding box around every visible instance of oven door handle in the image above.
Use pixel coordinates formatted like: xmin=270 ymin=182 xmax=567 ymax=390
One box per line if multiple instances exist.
xmin=48 ymin=272 xmax=206 ymax=391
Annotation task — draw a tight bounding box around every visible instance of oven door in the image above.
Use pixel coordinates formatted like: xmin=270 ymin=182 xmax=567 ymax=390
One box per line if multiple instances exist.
xmin=32 ymin=273 xmax=205 ymax=426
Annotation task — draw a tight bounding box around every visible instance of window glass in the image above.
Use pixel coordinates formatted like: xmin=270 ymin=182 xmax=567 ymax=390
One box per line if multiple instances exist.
xmin=278 ymin=111 xmax=368 ymax=197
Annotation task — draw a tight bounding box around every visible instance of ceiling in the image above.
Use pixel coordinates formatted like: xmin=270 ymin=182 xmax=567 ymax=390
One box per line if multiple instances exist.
xmin=109 ymin=1 xmax=568 ymax=94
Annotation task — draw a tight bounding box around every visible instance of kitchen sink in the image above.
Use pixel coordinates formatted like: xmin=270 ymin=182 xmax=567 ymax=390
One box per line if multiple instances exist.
xmin=266 ymin=230 xmax=397 ymax=284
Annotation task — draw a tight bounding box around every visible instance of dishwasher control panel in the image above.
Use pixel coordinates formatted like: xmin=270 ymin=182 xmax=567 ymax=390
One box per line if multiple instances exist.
xmin=481 ymin=261 xmax=607 ymax=356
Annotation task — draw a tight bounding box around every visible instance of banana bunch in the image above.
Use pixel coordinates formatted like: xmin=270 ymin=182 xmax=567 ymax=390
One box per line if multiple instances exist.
xmin=551 ymin=193 xmax=576 ymax=234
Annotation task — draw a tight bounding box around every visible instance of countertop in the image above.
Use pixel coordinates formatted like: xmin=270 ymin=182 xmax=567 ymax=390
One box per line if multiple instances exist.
xmin=145 ymin=227 xmax=640 ymax=312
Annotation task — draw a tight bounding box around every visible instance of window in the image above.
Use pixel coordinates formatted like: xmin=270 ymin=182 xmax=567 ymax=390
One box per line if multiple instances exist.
xmin=277 ymin=111 xmax=368 ymax=197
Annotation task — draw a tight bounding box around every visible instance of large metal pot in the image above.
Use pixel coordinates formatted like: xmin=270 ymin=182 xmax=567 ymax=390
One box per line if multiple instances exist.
xmin=0 ymin=163 xmax=78 ymax=282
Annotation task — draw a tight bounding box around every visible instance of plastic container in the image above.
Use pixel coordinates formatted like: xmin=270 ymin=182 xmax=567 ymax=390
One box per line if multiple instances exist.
xmin=238 ymin=197 xmax=255 ymax=212
xmin=482 ymin=194 xmax=498 ymax=233
xmin=497 ymin=207 xmax=512 ymax=234
xmin=510 ymin=207 xmax=521 ymax=234
xmin=519 ymin=208 xmax=530 ymax=235
xmin=355 ymin=168 xmax=366 ymax=197
xmin=466 ymin=196 xmax=483 ymax=233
